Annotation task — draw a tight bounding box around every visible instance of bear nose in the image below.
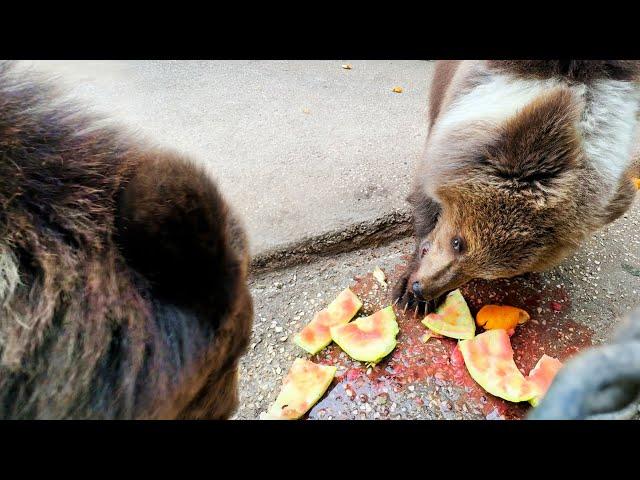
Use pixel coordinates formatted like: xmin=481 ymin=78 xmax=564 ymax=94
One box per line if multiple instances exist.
xmin=412 ymin=281 xmax=424 ymax=300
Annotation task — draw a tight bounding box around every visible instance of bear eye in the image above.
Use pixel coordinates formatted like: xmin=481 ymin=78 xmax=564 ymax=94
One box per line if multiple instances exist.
xmin=451 ymin=236 xmax=464 ymax=253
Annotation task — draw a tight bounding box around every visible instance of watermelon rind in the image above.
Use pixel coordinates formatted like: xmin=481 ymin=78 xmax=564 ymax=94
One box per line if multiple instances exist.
xmin=294 ymin=288 xmax=362 ymax=354
xmin=459 ymin=329 xmax=538 ymax=403
xmin=260 ymin=358 xmax=337 ymax=420
xmin=330 ymin=306 xmax=399 ymax=364
xmin=527 ymin=354 xmax=563 ymax=406
xmin=421 ymin=289 xmax=475 ymax=340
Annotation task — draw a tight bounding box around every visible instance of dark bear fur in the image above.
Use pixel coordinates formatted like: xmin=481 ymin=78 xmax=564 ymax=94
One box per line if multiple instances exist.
xmin=0 ymin=61 xmax=252 ymax=419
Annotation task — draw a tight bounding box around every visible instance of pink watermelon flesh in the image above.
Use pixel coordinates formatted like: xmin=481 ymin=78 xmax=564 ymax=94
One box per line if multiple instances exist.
xmin=260 ymin=358 xmax=337 ymax=420
xmin=422 ymin=289 xmax=475 ymax=340
xmin=459 ymin=329 xmax=562 ymax=404
xmin=459 ymin=329 xmax=538 ymax=403
xmin=330 ymin=306 xmax=399 ymax=364
xmin=294 ymin=288 xmax=362 ymax=354
xmin=527 ymin=354 xmax=563 ymax=406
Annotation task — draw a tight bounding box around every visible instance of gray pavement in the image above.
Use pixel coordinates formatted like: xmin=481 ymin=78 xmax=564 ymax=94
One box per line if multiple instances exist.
xmin=18 ymin=60 xmax=434 ymax=259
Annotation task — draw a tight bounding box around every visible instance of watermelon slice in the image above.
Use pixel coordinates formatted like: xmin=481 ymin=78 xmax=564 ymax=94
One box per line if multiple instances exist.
xmin=330 ymin=306 xmax=399 ymax=364
xmin=260 ymin=358 xmax=336 ymax=420
xmin=294 ymin=288 xmax=362 ymax=354
xmin=527 ymin=354 xmax=563 ymax=406
xmin=459 ymin=329 xmax=563 ymax=404
xmin=459 ymin=329 xmax=538 ymax=402
xmin=421 ymin=289 xmax=475 ymax=340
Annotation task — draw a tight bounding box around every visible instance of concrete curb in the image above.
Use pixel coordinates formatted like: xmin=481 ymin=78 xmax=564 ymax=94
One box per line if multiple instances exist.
xmin=249 ymin=209 xmax=414 ymax=275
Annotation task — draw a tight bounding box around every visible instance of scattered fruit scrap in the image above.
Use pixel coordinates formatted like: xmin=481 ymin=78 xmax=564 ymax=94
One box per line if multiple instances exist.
xmin=527 ymin=355 xmax=563 ymax=406
xmin=342 ymin=64 xmax=353 ymax=70
xmin=633 ymin=177 xmax=640 ymax=189
xmin=476 ymin=305 xmax=530 ymax=331
xmin=294 ymin=288 xmax=362 ymax=354
xmin=260 ymin=359 xmax=337 ymax=420
xmin=392 ymin=86 xmax=403 ymax=93
xmin=372 ymin=266 xmax=387 ymax=288
xmin=422 ymin=289 xmax=476 ymax=340
xmin=459 ymin=329 xmax=562 ymax=404
xmin=421 ymin=329 xmax=444 ymax=343
xmin=330 ymin=306 xmax=399 ymax=364
xmin=459 ymin=330 xmax=538 ymax=402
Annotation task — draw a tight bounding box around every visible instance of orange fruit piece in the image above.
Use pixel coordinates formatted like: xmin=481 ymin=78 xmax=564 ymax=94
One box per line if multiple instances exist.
xmin=475 ymin=305 xmax=530 ymax=331
xmin=633 ymin=177 xmax=640 ymax=189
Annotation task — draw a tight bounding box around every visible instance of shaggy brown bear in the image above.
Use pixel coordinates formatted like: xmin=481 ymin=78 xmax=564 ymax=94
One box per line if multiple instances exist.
xmin=0 ymin=62 xmax=253 ymax=419
xmin=394 ymin=60 xmax=640 ymax=313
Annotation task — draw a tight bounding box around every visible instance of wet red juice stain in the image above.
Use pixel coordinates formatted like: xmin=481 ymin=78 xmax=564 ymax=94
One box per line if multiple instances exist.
xmin=306 ymin=264 xmax=594 ymax=420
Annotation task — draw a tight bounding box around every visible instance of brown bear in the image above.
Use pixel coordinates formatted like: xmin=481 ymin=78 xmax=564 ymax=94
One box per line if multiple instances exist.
xmin=0 ymin=61 xmax=253 ymax=419
xmin=394 ymin=60 xmax=640 ymax=313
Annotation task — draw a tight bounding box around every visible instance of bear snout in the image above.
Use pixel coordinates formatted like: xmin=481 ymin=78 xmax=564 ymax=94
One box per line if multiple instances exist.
xmin=412 ymin=281 xmax=424 ymax=300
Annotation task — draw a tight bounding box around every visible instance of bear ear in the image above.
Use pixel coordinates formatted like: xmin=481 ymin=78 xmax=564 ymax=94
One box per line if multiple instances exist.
xmin=115 ymin=153 xmax=248 ymax=325
xmin=481 ymin=86 xmax=584 ymax=185
xmin=407 ymin=184 xmax=442 ymax=238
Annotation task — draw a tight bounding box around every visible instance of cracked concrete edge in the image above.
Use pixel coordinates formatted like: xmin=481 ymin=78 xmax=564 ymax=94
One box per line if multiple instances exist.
xmin=249 ymin=209 xmax=414 ymax=275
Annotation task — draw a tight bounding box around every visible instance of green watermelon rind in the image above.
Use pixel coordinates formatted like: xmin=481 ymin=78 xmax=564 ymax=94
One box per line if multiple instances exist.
xmin=421 ymin=289 xmax=476 ymax=340
xmin=260 ymin=359 xmax=337 ymax=420
xmin=330 ymin=306 xmax=399 ymax=364
xmin=294 ymin=288 xmax=363 ymax=355
xmin=458 ymin=330 xmax=538 ymax=403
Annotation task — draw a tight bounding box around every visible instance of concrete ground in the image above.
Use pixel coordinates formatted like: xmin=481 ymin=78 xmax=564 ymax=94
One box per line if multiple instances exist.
xmin=235 ymin=198 xmax=640 ymax=420
xmin=16 ymin=60 xmax=433 ymax=261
